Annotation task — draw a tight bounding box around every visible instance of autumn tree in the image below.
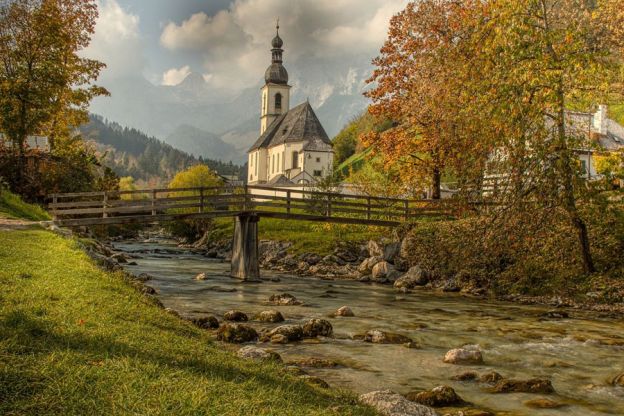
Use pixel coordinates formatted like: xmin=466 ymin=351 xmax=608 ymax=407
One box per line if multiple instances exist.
xmin=365 ymin=0 xmax=484 ymax=199
xmin=0 ymin=0 xmax=107 ymax=161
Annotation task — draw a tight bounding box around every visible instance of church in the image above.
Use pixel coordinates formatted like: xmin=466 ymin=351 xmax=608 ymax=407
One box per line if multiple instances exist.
xmin=247 ymin=24 xmax=334 ymax=186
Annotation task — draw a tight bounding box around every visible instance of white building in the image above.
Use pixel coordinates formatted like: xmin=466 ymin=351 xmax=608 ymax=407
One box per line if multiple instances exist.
xmin=247 ymin=24 xmax=333 ymax=186
xmin=0 ymin=133 xmax=50 ymax=153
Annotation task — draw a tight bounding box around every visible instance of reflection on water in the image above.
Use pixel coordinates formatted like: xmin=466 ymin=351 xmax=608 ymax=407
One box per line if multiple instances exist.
xmin=115 ymin=240 xmax=624 ymax=416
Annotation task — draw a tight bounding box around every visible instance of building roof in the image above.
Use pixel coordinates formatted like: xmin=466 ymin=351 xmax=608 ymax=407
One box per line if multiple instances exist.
xmin=602 ymin=119 xmax=624 ymax=151
xmin=249 ymin=101 xmax=333 ymax=152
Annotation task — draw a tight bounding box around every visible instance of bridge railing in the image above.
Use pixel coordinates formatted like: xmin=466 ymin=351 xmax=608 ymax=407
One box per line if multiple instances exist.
xmin=48 ymin=185 xmax=453 ymax=226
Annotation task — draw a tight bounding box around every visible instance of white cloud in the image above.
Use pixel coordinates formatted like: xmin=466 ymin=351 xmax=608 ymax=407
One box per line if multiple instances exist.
xmin=161 ymin=65 xmax=191 ymax=86
xmin=83 ymin=0 xmax=144 ymax=79
xmin=158 ymin=0 xmax=407 ymax=90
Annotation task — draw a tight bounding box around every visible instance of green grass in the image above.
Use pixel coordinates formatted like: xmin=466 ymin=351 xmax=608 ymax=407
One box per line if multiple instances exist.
xmin=0 ymin=229 xmax=377 ymax=416
xmin=336 ymin=148 xmax=373 ymax=176
xmin=210 ymin=216 xmax=388 ymax=255
xmin=611 ymin=104 xmax=624 ymax=126
xmin=0 ymin=189 xmax=50 ymax=221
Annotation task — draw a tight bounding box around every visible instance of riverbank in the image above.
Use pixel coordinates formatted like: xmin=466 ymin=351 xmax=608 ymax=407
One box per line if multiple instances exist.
xmin=0 ymin=228 xmax=377 ymax=415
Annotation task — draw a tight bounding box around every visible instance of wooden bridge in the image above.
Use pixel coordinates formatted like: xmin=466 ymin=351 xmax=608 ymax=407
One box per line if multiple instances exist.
xmin=48 ymin=185 xmax=451 ymax=280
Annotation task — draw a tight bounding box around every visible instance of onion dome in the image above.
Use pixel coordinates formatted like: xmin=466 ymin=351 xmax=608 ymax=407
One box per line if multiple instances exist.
xmin=265 ymin=20 xmax=288 ymax=85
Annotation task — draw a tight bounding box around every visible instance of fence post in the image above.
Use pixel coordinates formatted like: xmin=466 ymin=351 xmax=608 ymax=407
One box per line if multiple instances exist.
xmin=151 ymin=189 xmax=156 ymax=216
xmin=403 ymin=200 xmax=409 ymax=221
xmin=102 ymin=192 xmax=108 ymax=218
xmin=327 ymin=194 xmax=332 ymax=217
xmin=199 ymin=187 xmax=204 ymax=213
xmin=52 ymin=195 xmax=58 ymax=220
xmin=286 ymin=190 xmax=291 ymax=214
xmin=367 ymin=196 xmax=371 ymax=220
xmin=243 ymin=185 xmax=248 ymax=211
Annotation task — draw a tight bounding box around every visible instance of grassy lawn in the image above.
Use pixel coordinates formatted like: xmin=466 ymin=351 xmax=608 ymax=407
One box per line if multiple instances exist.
xmin=209 ymin=216 xmax=389 ymax=255
xmin=0 ymin=229 xmax=376 ymax=416
xmin=0 ymin=189 xmax=50 ymax=221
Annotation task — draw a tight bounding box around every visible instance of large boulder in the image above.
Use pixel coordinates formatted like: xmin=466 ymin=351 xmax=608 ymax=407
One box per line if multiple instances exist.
xmin=191 ymin=316 xmax=220 ymax=329
xmin=334 ymin=306 xmax=355 ymax=317
xmin=383 ymin=242 xmax=401 ymax=263
xmin=268 ymin=293 xmax=302 ymax=306
xmin=302 ymin=318 xmax=333 ymax=338
xmin=254 ymin=310 xmax=285 ymax=323
xmin=223 ymin=310 xmax=248 ymax=322
xmin=358 ymin=256 xmax=384 ymax=275
xmin=237 ymin=346 xmax=282 ymax=362
xmin=443 ymin=348 xmax=484 ymax=365
xmin=266 ymin=324 xmax=304 ymax=342
xmin=492 ymin=378 xmax=555 ymax=394
xmin=372 ymin=261 xmax=395 ymax=280
xmin=394 ymin=266 xmax=429 ymax=290
xmin=359 ymin=390 xmax=438 ymax=416
xmin=364 ymin=330 xmax=413 ymax=345
xmin=405 ymin=386 xmax=465 ymax=407
xmin=216 ymin=323 xmax=258 ymax=343
xmin=367 ymin=240 xmax=384 ymax=257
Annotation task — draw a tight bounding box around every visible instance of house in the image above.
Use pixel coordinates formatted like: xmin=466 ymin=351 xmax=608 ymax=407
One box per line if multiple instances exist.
xmin=566 ymin=105 xmax=624 ymax=180
xmin=247 ymin=23 xmax=333 ymax=186
xmin=0 ymin=133 xmax=50 ymax=153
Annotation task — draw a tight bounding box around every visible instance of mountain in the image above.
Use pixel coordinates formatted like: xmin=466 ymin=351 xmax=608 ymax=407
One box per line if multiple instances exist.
xmin=165 ymin=124 xmax=240 ymax=163
xmin=80 ymin=115 xmax=243 ymax=186
xmin=89 ymin=60 xmax=372 ymax=164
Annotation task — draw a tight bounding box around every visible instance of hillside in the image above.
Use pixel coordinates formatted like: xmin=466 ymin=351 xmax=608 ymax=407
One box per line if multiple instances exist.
xmin=166 ymin=124 xmax=240 ymax=163
xmin=80 ymin=115 xmax=243 ymax=186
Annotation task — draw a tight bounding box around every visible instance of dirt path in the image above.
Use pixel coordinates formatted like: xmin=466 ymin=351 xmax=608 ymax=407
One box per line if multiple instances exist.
xmin=0 ymin=218 xmax=51 ymax=231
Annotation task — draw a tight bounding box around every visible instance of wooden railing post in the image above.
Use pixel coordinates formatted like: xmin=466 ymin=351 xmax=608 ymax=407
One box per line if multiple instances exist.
xmin=286 ymin=190 xmax=291 ymax=214
xmin=403 ymin=200 xmax=409 ymax=221
xmin=102 ymin=192 xmax=108 ymax=218
xmin=367 ymin=196 xmax=371 ymax=220
xmin=151 ymin=189 xmax=156 ymax=216
xmin=199 ymin=187 xmax=204 ymax=213
xmin=243 ymin=185 xmax=248 ymax=211
xmin=52 ymin=195 xmax=58 ymax=220
xmin=327 ymin=195 xmax=332 ymax=217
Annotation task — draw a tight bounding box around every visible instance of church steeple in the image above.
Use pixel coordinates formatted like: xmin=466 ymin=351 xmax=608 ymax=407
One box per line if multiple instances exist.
xmin=260 ymin=20 xmax=291 ymax=134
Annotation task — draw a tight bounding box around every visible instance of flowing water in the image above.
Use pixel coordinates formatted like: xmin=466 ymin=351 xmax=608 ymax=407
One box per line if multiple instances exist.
xmin=115 ymin=239 xmax=624 ymax=416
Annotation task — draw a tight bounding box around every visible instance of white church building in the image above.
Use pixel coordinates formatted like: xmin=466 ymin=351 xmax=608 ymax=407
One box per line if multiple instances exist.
xmin=247 ymin=24 xmax=334 ymax=186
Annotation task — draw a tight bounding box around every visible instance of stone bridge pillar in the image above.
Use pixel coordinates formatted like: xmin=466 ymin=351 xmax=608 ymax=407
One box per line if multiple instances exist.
xmin=230 ymin=213 xmax=260 ymax=281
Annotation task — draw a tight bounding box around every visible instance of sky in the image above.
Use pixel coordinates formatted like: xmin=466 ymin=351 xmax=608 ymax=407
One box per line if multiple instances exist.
xmin=85 ymin=0 xmax=409 ymax=93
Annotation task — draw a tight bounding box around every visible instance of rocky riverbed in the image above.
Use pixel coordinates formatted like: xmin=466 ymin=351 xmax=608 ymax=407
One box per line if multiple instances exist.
xmin=88 ymin=236 xmax=624 ymax=416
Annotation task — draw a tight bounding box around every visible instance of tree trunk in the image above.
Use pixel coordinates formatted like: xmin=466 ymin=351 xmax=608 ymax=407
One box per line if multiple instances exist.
xmin=555 ymin=92 xmax=595 ymax=274
xmin=431 ymin=166 xmax=441 ymax=199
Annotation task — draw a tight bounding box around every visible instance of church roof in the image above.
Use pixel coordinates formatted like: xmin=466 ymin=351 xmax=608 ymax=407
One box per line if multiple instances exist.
xmin=249 ymin=101 xmax=333 ymax=152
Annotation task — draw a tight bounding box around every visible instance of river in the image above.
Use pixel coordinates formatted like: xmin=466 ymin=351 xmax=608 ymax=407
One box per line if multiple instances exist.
xmin=114 ymin=239 xmax=624 ymax=416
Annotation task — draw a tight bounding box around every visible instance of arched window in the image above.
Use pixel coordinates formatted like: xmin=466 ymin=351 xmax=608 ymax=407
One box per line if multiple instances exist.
xmin=292 ymin=151 xmax=299 ymax=169
xmin=275 ymin=93 xmax=282 ymax=110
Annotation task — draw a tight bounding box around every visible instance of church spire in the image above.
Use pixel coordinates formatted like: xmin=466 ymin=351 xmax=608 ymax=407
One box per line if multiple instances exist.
xmin=265 ymin=19 xmax=288 ymax=85
xmin=271 ymin=19 xmax=284 ymax=64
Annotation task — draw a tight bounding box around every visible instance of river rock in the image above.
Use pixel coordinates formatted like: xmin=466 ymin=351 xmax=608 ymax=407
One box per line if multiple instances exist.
xmin=405 ymin=385 xmax=465 ymax=407
xmin=270 ymin=334 xmax=289 ymax=344
xmin=383 ymin=242 xmax=401 ymax=263
xmin=284 ymin=365 xmax=307 ymax=376
xmin=266 ymin=324 xmax=304 ymax=342
xmin=216 ymin=323 xmax=258 ymax=343
xmin=611 ymin=372 xmax=624 ymax=386
xmin=451 ymin=371 xmax=478 ymax=381
xmin=111 ymin=253 xmax=128 ymax=263
xmin=136 ymin=273 xmax=152 ymax=282
xmin=254 ymin=310 xmax=285 ymax=323
xmin=394 ymin=266 xmax=429 ymax=290
xmin=540 ymin=310 xmax=570 ymax=319
xmin=300 ymin=375 xmax=329 ymax=388
xmin=302 ymin=318 xmax=333 ymax=338
xmin=194 ymin=272 xmax=207 ymax=281
xmin=268 ymin=293 xmax=302 ymax=306
xmin=237 ymin=346 xmax=282 ymax=362
xmin=334 ymin=306 xmax=355 ymax=317
xmin=223 ymin=310 xmax=248 ymax=322
xmin=334 ymin=248 xmax=358 ymax=263
xmin=443 ymin=348 xmax=484 ymax=365
xmin=372 ymin=261 xmax=395 ymax=280
xmin=192 ymin=315 xmax=220 ymax=329
xmin=290 ymin=357 xmax=339 ymax=368
xmin=492 ymin=378 xmax=555 ymax=394
xmin=359 ymin=390 xmax=438 ymax=416
xmin=524 ymin=398 xmax=566 ymax=409
xmin=479 ymin=371 xmax=503 ymax=384
xmin=367 ymin=240 xmax=384 ymax=257
xmin=299 ymin=252 xmax=321 ymax=265
xmin=364 ymin=330 xmax=413 ymax=344
xmin=358 ymin=256 xmax=384 ymax=274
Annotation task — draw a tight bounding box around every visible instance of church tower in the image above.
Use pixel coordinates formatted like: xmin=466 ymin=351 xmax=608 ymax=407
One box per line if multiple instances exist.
xmin=260 ymin=21 xmax=291 ymax=134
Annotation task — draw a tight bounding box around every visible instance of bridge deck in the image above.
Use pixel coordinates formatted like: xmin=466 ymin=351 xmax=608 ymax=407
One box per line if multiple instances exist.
xmin=48 ymin=185 xmax=452 ymax=227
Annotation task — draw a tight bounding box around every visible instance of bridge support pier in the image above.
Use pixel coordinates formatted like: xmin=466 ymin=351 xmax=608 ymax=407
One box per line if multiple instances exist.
xmin=230 ymin=213 xmax=260 ymax=281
